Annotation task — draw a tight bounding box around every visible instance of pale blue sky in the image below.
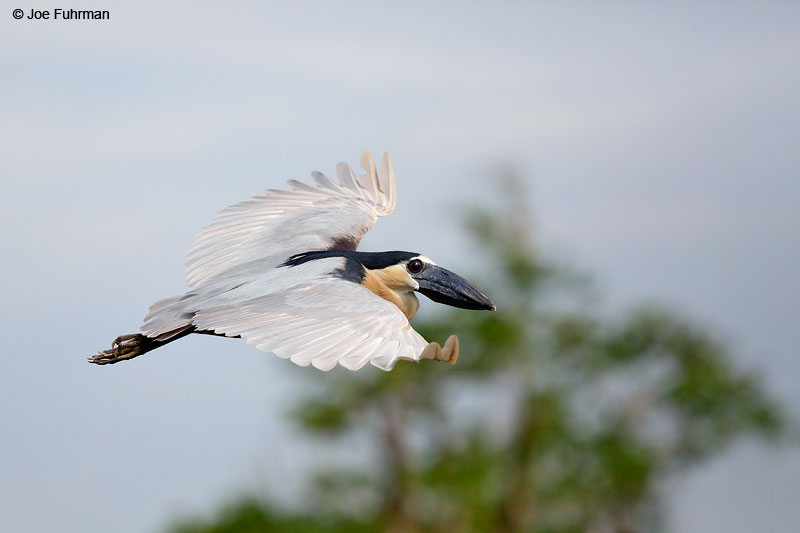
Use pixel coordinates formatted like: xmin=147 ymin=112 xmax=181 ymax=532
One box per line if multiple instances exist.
xmin=2 ymin=2 xmax=798 ymax=532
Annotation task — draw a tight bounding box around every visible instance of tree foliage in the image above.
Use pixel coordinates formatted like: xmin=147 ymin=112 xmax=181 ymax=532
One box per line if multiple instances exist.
xmin=171 ymin=176 xmax=784 ymax=533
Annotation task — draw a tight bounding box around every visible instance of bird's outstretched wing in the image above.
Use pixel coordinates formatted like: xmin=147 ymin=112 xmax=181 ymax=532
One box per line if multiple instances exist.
xmin=185 ymin=152 xmax=396 ymax=288
xmin=147 ymin=152 xmax=452 ymax=371
xmin=187 ymin=257 xmax=431 ymax=371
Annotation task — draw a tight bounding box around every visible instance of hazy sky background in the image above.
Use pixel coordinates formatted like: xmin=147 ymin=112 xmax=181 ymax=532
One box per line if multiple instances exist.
xmin=2 ymin=2 xmax=798 ymax=532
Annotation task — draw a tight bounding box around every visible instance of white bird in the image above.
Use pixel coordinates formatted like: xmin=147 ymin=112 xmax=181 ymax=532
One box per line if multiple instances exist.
xmin=90 ymin=152 xmax=495 ymax=371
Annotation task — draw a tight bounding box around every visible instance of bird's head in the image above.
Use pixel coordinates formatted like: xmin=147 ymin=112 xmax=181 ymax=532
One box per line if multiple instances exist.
xmin=284 ymin=249 xmax=496 ymax=314
xmin=396 ymin=254 xmax=495 ymax=311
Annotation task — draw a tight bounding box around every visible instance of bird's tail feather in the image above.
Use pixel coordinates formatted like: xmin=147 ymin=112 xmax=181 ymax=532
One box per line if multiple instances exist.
xmin=141 ymin=294 xmax=195 ymax=340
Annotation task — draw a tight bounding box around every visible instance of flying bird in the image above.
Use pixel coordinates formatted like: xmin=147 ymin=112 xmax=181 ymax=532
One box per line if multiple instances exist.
xmin=89 ymin=152 xmax=495 ymax=371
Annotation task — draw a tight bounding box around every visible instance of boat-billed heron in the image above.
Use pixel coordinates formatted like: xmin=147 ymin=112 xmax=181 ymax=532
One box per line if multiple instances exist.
xmin=89 ymin=152 xmax=494 ymax=371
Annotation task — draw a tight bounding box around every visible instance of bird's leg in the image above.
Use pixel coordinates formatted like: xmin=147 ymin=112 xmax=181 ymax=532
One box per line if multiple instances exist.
xmin=88 ymin=326 xmax=196 ymax=366
xmin=89 ymin=334 xmax=149 ymax=365
xmin=421 ymin=335 xmax=459 ymax=365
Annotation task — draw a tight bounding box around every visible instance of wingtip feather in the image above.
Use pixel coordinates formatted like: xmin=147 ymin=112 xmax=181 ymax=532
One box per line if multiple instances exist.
xmin=380 ymin=152 xmax=397 ymax=213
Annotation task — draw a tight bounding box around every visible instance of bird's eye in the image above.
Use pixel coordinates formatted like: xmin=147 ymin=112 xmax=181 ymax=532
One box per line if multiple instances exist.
xmin=407 ymin=259 xmax=424 ymax=274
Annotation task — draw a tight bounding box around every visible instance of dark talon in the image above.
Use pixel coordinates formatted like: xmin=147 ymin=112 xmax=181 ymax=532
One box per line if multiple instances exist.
xmin=111 ymin=334 xmax=139 ymax=349
xmin=91 ymin=334 xmax=151 ymax=365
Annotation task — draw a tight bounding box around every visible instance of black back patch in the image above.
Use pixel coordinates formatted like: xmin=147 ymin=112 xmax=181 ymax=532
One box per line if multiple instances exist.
xmin=328 ymin=235 xmax=360 ymax=251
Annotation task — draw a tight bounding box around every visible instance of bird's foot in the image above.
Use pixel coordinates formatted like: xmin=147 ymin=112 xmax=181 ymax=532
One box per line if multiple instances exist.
xmin=88 ymin=334 xmax=146 ymax=365
xmin=421 ymin=335 xmax=459 ymax=365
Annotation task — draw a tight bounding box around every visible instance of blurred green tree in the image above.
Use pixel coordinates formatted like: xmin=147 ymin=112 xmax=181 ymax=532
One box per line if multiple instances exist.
xmin=171 ymin=174 xmax=784 ymax=533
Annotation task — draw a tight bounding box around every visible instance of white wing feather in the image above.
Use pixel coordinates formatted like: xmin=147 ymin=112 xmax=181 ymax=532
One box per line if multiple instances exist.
xmin=186 ymin=258 xmax=429 ymax=371
xmin=185 ymin=152 xmax=396 ymax=288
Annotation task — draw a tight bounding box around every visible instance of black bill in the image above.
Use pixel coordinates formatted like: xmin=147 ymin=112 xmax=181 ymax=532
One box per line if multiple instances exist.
xmin=415 ymin=266 xmax=495 ymax=311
